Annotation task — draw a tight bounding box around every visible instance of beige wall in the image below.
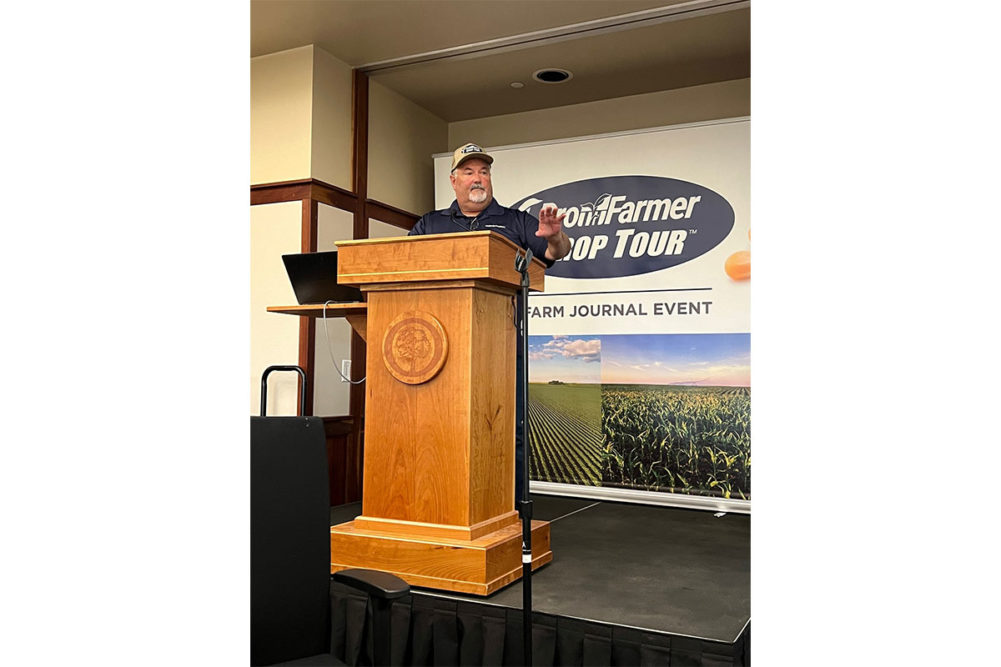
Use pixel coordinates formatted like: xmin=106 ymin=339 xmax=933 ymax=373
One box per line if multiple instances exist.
xmin=448 ymin=78 xmax=750 ymax=149
xmin=312 ymin=204 xmax=356 ymax=417
xmin=250 ymin=201 xmax=304 ymax=416
xmin=368 ymin=80 xmax=449 ymax=216
xmin=251 ymin=44 xmax=445 ymax=204
xmin=368 ymin=218 xmax=412 ymax=240
xmin=311 ymin=47 xmax=354 ymax=190
xmin=251 ymin=45 xmax=354 ymax=188
xmin=251 ymin=46 xmax=314 ymax=185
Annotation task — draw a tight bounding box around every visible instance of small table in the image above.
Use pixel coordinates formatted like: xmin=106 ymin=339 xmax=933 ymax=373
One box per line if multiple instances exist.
xmin=267 ymin=303 xmax=368 ymax=341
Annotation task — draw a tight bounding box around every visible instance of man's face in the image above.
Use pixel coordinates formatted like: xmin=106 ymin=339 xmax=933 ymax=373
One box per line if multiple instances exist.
xmin=450 ymin=158 xmax=492 ymax=212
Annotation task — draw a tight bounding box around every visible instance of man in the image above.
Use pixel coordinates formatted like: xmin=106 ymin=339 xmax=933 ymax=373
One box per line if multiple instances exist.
xmin=409 ymin=142 xmax=571 ymax=503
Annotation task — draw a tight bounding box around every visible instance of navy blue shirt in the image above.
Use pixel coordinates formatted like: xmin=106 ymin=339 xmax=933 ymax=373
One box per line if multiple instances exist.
xmin=408 ymin=199 xmax=556 ymax=268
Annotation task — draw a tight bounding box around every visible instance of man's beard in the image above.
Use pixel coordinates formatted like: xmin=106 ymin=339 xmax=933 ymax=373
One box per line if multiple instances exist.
xmin=468 ymin=186 xmax=488 ymax=204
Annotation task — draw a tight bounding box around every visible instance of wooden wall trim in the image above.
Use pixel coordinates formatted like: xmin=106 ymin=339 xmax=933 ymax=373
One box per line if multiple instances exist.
xmin=251 ymin=179 xmax=416 ymax=230
xmin=297 ymin=199 xmax=319 ymax=415
xmin=351 ymin=70 xmax=370 ymax=240
xmin=251 ymin=178 xmax=357 ymax=211
xmin=368 ymin=199 xmax=418 ymax=231
xmin=310 ymin=181 xmax=357 ymax=211
xmin=250 ymin=180 xmax=315 ymax=205
xmin=350 ymin=69 xmax=369 ymax=431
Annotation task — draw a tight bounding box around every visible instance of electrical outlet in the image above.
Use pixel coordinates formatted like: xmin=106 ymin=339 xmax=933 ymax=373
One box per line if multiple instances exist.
xmin=340 ymin=359 xmax=352 ymax=382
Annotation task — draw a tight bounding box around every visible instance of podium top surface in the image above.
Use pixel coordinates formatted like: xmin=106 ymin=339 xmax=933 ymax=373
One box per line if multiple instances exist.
xmin=334 ymin=231 xmax=546 ymax=291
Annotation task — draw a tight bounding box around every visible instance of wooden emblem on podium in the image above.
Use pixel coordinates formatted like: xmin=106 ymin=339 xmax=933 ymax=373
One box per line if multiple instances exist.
xmin=382 ymin=311 xmax=448 ymax=385
xmin=328 ymin=231 xmax=552 ymax=595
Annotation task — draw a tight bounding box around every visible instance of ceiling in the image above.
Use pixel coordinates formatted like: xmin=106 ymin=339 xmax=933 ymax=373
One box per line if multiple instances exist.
xmin=250 ymin=0 xmax=750 ymax=122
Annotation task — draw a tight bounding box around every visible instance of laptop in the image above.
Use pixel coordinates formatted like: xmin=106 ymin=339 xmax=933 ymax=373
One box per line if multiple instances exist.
xmin=281 ymin=251 xmax=362 ymax=304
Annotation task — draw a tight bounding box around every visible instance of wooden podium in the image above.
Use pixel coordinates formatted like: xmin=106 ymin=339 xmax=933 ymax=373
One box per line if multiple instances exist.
xmin=328 ymin=231 xmax=552 ymax=595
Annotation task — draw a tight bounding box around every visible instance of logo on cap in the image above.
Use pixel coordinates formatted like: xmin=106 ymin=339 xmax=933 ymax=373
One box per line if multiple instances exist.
xmin=451 ymin=142 xmax=493 ymax=170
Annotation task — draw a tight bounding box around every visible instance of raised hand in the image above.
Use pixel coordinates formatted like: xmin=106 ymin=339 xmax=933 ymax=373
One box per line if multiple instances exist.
xmin=535 ymin=204 xmax=567 ymax=240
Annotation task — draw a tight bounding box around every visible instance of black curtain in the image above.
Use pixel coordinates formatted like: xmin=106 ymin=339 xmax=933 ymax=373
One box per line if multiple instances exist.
xmin=329 ymin=582 xmax=749 ymax=667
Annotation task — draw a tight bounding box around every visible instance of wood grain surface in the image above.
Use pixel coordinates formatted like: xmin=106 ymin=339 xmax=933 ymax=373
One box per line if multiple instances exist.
xmin=361 ymin=285 xmax=474 ymax=526
xmin=266 ymin=303 xmax=368 ymax=341
xmin=330 ymin=519 xmax=552 ymax=596
xmin=335 ymin=231 xmax=545 ymax=291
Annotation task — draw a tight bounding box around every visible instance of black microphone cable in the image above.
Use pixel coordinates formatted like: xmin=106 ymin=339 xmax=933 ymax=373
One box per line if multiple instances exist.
xmin=450 ymin=209 xmax=479 ymax=231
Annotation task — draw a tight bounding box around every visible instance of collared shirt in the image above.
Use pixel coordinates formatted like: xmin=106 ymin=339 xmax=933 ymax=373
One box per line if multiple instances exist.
xmin=408 ymin=199 xmax=556 ymax=268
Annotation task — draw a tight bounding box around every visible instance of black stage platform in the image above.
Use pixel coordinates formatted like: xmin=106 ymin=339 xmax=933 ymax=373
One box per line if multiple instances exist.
xmin=326 ymin=495 xmax=750 ymax=666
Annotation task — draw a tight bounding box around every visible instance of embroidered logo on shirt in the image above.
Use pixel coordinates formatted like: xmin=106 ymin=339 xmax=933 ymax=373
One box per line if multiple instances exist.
xmin=484 ymin=224 xmax=507 ymax=229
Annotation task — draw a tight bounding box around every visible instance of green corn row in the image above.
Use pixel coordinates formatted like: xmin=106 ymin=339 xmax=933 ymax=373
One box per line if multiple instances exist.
xmin=528 ymin=399 xmax=602 ymax=485
xmin=527 ymin=383 xmax=603 ymax=486
xmin=601 ymin=385 xmax=750 ymax=499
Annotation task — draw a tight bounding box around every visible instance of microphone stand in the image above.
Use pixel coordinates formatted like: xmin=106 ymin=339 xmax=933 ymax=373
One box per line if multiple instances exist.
xmin=514 ymin=247 xmax=534 ymax=667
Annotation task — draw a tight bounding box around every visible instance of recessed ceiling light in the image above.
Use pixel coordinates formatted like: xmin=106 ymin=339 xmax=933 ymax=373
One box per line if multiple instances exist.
xmin=510 ymin=82 xmax=524 ymax=89
xmin=533 ymin=68 xmax=573 ymax=84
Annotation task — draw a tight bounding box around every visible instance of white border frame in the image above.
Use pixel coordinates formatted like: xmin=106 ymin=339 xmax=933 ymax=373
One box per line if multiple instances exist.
xmin=532 ymin=481 xmax=750 ymax=514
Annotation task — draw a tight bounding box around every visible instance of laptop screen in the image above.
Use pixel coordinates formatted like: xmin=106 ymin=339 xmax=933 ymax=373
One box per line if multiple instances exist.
xmin=281 ymin=251 xmax=362 ymax=305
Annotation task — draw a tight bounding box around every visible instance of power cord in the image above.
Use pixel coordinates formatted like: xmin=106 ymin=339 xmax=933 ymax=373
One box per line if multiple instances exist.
xmin=322 ymin=300 xmax=366 ymax=384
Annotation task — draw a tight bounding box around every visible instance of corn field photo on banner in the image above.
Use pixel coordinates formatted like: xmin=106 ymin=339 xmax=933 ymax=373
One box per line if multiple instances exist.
xmin=528 ymin=333 xmax=750 ymax=500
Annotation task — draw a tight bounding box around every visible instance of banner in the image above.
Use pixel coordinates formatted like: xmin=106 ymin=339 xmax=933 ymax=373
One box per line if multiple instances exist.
xmin=435 ymin=119 xmax=750 ymax=507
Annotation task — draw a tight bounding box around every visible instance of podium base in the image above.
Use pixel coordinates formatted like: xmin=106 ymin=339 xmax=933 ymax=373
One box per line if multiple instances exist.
xmin=330 ymin=518 xmax=552 ymax=596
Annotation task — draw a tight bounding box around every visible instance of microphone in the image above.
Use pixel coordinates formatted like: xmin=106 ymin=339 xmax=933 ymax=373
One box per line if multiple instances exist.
xmin=450 ymin=210 xmax=478 ymax=231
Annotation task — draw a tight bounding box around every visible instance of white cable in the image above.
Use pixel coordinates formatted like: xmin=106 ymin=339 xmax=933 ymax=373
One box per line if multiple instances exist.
xmin=322 ymin=300 xmax=366 ymax=384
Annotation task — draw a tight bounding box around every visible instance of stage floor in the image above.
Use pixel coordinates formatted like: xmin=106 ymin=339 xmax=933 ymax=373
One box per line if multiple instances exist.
xmin=330 ymin=494 xmax=749 ymax=645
